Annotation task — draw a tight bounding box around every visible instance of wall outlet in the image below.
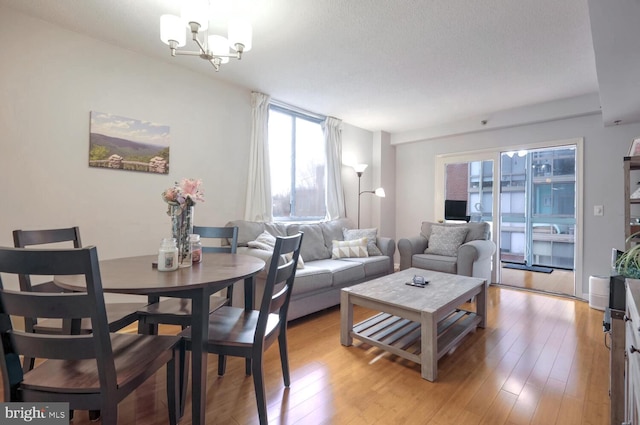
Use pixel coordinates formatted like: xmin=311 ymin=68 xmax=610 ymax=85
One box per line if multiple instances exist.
xmin=594 ymin=205 xmax=604 ymax=216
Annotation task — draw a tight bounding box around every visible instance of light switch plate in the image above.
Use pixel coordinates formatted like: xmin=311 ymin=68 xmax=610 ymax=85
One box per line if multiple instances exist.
xmin=594 ymin=205 xmax=604 ymax=216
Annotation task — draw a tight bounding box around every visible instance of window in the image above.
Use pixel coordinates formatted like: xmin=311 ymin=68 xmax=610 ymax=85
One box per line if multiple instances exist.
xmin=268 ymin=105 xmax=326 ymax=221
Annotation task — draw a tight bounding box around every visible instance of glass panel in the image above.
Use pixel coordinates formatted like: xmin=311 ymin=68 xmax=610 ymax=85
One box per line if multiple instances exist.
xmin=268 ymin=109 xmax=293 ymax=218
xmin=268 ymin=106 xmax=326 ymax=220
xmin=293 ymin=117 xmax=325 ymax=218
xmin=444 ymin=160 xmax=493 ymax=223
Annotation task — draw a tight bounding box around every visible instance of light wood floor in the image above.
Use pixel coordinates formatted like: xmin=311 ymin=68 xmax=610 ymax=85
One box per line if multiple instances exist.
xmin=5 ymin=286 xmax=610 ymax=425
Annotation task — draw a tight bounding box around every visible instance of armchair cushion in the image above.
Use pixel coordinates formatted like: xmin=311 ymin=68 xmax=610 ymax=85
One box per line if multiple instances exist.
xmin=424 ymin=225 xmax=469 ymax=256
xmin=420 ymin=221 xmax=489 ymax=244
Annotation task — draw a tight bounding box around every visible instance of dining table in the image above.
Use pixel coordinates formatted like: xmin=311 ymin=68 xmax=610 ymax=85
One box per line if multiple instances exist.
xmin=54 ymin=252 xmax=265 ymax=425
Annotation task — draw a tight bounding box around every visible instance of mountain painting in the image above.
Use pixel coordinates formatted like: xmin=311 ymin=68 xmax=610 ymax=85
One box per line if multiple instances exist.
xmin=89 ymin=111 xmax=170 ymax=174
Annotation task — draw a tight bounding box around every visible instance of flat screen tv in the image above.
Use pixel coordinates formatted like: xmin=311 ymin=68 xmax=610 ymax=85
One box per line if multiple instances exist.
xmin=444 ymin=200 xmax=469 ymax=221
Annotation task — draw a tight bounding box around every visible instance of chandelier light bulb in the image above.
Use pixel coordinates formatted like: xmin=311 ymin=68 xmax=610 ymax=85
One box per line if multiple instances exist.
xmin=208 ymin=35 xmax=230 ymax=64
xmin=181 ymin=0 xmax=209 ymax=32
xmin=160 ymin=15 xmax=186 ymax=46
xmin=228 ymin=18 xmax=252 ymax=52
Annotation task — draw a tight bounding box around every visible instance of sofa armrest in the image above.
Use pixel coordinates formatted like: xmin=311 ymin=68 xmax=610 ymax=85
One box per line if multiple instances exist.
xmin=457 ymin=239 xmax=496 ymax=276
xmin=398 ymin=236 xmax=428 ymax=270
xmin=376 ymin=237 xmax=396 ymax=274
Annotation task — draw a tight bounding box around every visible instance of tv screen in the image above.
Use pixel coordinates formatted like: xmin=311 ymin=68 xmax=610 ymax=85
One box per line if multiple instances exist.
xmin=444 ymin=200 xmax=468 ymax=220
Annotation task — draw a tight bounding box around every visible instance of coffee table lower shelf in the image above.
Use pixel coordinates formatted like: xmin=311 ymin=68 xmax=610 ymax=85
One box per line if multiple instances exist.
xmin=351 ymin=309 xmax=481 ymax=364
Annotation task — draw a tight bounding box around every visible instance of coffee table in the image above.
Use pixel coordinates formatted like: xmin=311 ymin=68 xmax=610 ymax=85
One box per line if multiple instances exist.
xmin=340 ymin=267 xmax=487 ymax=381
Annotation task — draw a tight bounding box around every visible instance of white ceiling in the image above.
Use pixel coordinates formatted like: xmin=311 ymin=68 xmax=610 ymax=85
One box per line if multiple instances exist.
xmin=1 ymin=0 xmax=637 ymax=134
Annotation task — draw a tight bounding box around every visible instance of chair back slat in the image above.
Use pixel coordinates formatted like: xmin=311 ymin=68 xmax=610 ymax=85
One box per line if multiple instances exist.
xmin=194 ymin=225 xmax=238 ymax=254
xmin=256 ymin=232 xmax=303 ymax=341
xmin=0 ymin=290 xmax=92 ymax=319
xmin=13 ymin=227 xmax=82 ymax=248
xmin=10 ymin=332 xmax=96 ymax=360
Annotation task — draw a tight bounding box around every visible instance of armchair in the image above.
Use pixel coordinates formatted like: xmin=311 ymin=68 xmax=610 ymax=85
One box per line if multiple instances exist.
xmin=398 ymin=221 xmax=495 ymax=285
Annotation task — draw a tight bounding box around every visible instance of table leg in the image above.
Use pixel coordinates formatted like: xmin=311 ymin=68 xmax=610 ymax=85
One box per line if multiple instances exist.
xmin=477 ymin=283 xmax=487 ymax=329
xmin=244 ymin=276 xmax=254 ymax=311
xmin=420 ymin=311 xmax=437 ymax=381
xmin=340 ymin=290 xmax=353 ymax=346
xmin=190 ymin=290 xmax=210 ymax=425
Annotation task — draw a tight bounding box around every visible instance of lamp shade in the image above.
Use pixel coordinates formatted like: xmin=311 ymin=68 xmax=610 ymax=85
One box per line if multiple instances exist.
xmin=208 ymin=35 xmax=230 ymax=63
xmin=160 ymin=15 xmax=186 ymax=46
xmin=228 ymin=18 xmax=252 ymax=52
xmin=353 ymin=163 xmax=368 ymax=174
xmin=181 ymin=0 xmax=209 ymax=31
xmin=374 ymin=188 xmax=386 ymax=197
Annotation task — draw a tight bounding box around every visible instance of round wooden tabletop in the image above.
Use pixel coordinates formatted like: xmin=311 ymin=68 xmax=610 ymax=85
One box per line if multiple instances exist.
xmin=54 ymin=253 xmax=265 ymax=295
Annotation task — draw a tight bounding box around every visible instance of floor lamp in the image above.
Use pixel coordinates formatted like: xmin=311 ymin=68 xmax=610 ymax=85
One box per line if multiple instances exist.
xmin=353 ymin=164 xmax=386 ymax=228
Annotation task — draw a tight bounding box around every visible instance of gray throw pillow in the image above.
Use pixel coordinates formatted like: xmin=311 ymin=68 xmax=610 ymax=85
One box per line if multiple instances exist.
xmin=343 ymin=228 xmax=383 ymax=256
xmin=424 ymin=225 xmax=469 ymax=257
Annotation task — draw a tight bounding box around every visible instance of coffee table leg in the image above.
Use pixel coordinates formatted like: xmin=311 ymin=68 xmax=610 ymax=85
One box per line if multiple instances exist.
xmin=421 ymin=311 xmax=437 ymax=381
xmin=477 ymin=283 xmax=487 ymax=328
xmin=340 ymin=290 xmax=353 ymax=346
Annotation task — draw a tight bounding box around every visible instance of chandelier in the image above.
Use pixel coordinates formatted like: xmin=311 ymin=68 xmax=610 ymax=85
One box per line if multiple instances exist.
xmin=160 ymin=0 xmax=252 ymax=71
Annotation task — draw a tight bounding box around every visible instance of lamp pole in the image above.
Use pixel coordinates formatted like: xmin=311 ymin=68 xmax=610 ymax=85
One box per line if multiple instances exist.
xmin=357 ymin=171 xmax=363 ymax=228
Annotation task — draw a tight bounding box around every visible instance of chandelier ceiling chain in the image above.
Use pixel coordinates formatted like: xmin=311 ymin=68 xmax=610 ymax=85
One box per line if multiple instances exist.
xmin=160 ymin=0 xmax=252 ymax=71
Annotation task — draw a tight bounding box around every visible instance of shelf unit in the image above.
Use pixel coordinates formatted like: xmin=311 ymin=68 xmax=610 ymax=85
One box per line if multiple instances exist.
xmin=624 ymin=156 xmax=640 ymax=249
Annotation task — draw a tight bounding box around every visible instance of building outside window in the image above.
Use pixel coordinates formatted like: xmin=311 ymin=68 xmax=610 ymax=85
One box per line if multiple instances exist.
xmin=268 ymin=105 xmax=326 ymax=221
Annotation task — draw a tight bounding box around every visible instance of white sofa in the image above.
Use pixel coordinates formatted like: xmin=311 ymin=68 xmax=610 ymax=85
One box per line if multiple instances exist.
xmin=225 ymin=218 xmax=395 ymax=320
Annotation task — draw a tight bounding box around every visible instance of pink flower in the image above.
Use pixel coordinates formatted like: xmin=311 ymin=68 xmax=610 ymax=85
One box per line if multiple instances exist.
xmin=162 ymin=178 xmax=204 ymax=214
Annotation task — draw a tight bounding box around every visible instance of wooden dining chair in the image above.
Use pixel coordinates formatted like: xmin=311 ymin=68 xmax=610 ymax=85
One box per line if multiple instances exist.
xmin=179 ymin=232 xmax=303 ymax=425
xmin=12 ymin=227 xmax=147 ymax=372
xmin=0 ymin=246 xmax=182 ymax=425
xmin=136 ymin=225 xmax=239 ymax=333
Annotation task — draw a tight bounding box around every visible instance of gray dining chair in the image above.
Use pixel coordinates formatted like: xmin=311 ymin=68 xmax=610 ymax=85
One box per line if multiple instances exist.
xmin=179 ymin=232 xmax=303 ymax=425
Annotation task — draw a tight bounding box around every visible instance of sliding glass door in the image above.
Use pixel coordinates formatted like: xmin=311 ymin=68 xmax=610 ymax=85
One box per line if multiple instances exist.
xmin=499 ymin=146 xmax=576 ymax=270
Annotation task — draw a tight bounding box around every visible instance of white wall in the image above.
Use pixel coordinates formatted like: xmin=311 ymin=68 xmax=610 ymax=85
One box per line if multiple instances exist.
xmin=0 ymin=7 xmax=377 ymax=269
xmin=395 ymin=113 xmax=640 ymax=296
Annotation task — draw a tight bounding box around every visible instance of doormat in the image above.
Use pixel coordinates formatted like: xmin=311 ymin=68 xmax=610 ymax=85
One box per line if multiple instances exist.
xmin=503 ymin=263 xmax=553 ymax=273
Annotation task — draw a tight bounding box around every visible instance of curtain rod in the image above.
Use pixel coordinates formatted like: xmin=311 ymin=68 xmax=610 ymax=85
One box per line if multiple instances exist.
xmin=269 ymin=98 xmax=326 ymax=121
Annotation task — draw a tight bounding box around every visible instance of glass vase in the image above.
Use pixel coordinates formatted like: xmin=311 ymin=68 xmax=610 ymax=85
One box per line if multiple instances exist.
xmin=170 ymin=204 xmax=194 ymax=268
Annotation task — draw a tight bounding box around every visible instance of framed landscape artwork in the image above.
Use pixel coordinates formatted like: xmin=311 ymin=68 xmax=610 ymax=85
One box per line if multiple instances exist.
xmin=89 ymin=111 xmax=170 ymax=174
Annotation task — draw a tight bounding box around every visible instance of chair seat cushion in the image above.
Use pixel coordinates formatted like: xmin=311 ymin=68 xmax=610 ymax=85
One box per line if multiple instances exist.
xmin=180 ymin=307 xmax=279 ymax=347
xmin=21 ymin=333 xmax=180 ymax=393
xmin=412 ymin=253 xmax=458 ymax=274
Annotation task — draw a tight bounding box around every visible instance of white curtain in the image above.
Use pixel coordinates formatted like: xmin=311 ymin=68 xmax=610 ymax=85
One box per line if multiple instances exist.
xmin=323 ymin=116 xmax=346 ymax=220
xmin=244 ymin=92 xmax=272 ymax=222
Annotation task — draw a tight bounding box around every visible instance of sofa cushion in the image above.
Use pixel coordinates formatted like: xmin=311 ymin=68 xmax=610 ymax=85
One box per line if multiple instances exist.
xmin=412 ymin=253 xmax=457 ymax=274
xmin=247 ymin=231 xmax=305 ymax=268
xmin=308 ymin=259 xmax=365 ymax=287
xmin=289 ymin=265 xmax=333 ymax=296
xmin=332 ymin=238 xmax=368 ymax=259
xmin=320 ymin=218 xmax=353 ymax=252
xmin=420 ymin=221 xmax=489 ymax=244
xmin=287 ymin=223 xmax=331 ymax=261
xmin=341 ymin=256 xmax=391 ymax=277
xmin=343 ymin=228 xmax=383 ymax=256
xmin=425 ymin=225 xmax=469 ymax=256
xmin=226 ymin=220 xmax=265 ymax=247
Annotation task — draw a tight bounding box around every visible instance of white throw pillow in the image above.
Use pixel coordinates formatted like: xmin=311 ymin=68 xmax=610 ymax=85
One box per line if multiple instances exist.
xmin=343 ymin=228 xmax=383 ymax=256
xmin=332 ymin=238 xmax=369 ymax=259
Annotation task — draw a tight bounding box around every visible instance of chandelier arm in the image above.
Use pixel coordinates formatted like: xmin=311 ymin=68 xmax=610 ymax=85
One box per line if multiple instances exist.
xmin=173 ymin=50 xmax=204 ymax=57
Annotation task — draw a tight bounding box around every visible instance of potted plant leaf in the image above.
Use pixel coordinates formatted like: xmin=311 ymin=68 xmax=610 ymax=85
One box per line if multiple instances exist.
xmin=616 ymin=232 xmax=640 ymax=278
